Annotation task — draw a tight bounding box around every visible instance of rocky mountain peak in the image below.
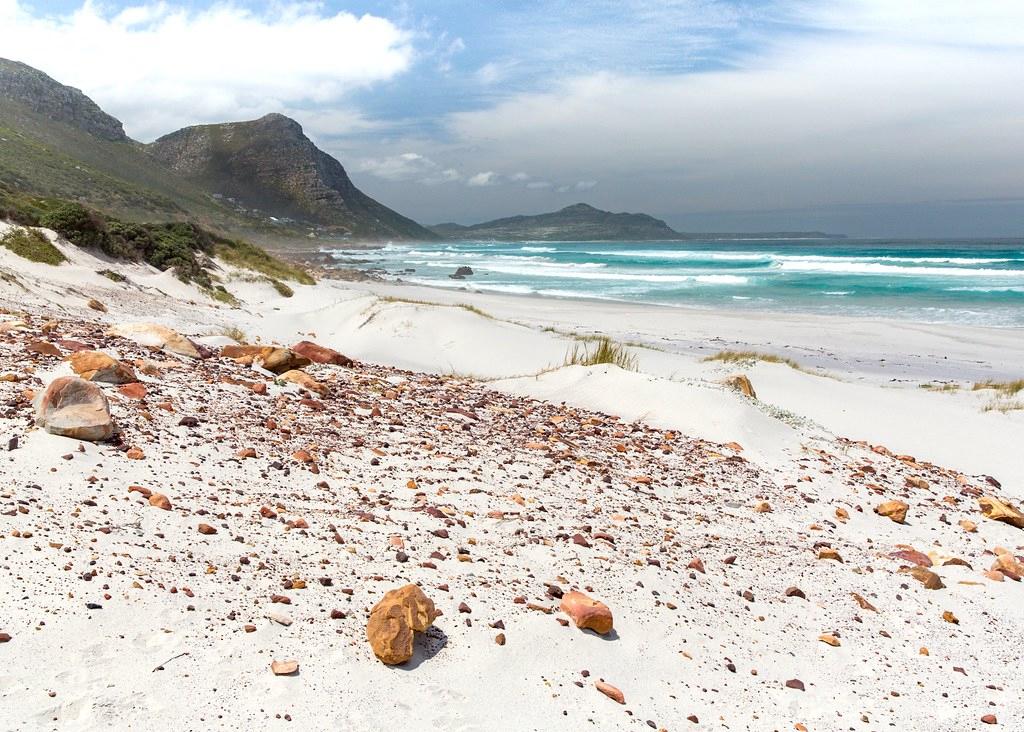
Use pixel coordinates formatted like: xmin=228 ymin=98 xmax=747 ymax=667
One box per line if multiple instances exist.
xmin=0 ymin=57 xmax=127 ymax=142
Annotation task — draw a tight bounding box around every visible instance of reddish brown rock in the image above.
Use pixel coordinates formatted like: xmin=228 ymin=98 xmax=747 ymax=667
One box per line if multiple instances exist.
xmin=291 ymin=340 xmax=352 ymax=366
xmin=890 ymin=548 xmax=932 ymax=567
xmin=34 ymin=376 xmax=115 ymax=441
xmin=560 ymin=591 xmax=613 ymax=635
xmin=197 ymin=523 xmax=217 ymax=535
xmin=26 ymin=341 xmax=61 ymax=357
xmin=901 ymin=566 xmax=944 ymax=589
xmin=366 ymin=584 xmax=440 ymax=665
xmin=118 ymin=382 xmax=148 ymax=400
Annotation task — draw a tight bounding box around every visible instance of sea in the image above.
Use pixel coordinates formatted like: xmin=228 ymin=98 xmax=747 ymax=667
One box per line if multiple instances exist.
xmin=325 ymin=239 xmax=1024 ymax=327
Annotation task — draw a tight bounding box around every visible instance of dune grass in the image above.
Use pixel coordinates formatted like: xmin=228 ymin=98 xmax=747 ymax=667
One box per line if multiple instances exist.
xmin=0 ymin=227 xmax=66 ymax=265
xmin=972 ymin=379 xmax=1024 ymax=396
xmin=219 ymin=325 xmax=247 ymax=343
xmin=214 ymin=239 xmax=314 ymax=285
xmin=919 ymin=381 xmax=960 ymax=392
xmin=379 ymin=295 xmax=495 ymax=319
xmin=564 ymin=336 xmax=638 ymax=371
xmin=703 ymin=349 xmax=802 ymax=370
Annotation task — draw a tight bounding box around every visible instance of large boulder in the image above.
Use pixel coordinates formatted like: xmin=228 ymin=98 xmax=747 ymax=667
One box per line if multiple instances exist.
xmin=291 ymin=340 xmax=352 ymax=367
xmin=560 ymin=591 xmax=614 ymax=635
xmin=979 ymin=496 xmax=1024 ymax=529
xmin=69 ymin=350 xmax=137 ymax=384
xmin=34 ymin=376 xmax=115 ymax=441
xmin=366 ymin=584 xmax=440 ymax=665
xmin=107 ymin=323 xmax=200 ymax=359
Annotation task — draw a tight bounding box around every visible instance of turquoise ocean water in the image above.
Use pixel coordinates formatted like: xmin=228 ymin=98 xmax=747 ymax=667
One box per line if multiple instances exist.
xmin=327 ymin=239 xmax=1024 ymax=327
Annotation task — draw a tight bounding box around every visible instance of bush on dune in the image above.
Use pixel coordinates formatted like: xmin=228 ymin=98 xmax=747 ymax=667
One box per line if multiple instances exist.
xmin=0 ymin=227 xmax=66 ymax=265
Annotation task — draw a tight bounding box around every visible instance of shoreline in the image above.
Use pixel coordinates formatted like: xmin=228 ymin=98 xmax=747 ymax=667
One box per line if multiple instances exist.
xmin=1 ymin=226 xmax=1023 ymax=730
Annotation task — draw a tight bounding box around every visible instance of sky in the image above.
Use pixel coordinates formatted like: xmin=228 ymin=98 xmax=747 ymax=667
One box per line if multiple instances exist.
xmin=2 ymin=0 xmax=1024 ymax=236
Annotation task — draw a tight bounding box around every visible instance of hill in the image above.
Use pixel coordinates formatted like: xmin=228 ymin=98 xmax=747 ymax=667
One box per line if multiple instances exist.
xmin=0 ymin=58 xmax=432 ymax=244
xmin=148 ymin=114 xmax=435 ymax=241
xmin=432 ymin=203 xmax=841 ymax=241
xmin=431 ymin=203 xmax=679 ymax=241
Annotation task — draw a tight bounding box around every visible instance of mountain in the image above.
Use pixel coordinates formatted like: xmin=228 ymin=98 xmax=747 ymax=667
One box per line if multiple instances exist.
xmin=0 ymin=58 xmax=127 ymax=142
xmin=147 ymin=114 xmax=434 ymax=241
xmin=0 ymin=58 xmax=433 ymax=243
xmin=432 ymin=203 xmax=841 ymax=241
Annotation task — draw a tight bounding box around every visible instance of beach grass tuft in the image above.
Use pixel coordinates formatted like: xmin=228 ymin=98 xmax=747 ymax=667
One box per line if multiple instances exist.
xmin=972 ymin=379 xmax=1024 ymax=396
xmin=379 ymin=295 xmax=495 ymax=320
xmin=0 ymin=227 xmax=66 ymax=265
xmin=564 ymin=336 xmax=638 ymax=371
xmin=703 ymin=349 xmax=802 ymax=370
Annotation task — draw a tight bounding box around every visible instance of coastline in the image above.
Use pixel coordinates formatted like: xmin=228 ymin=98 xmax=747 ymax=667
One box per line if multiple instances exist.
xmin=2 ymin=229 xmax=1023 ymax=730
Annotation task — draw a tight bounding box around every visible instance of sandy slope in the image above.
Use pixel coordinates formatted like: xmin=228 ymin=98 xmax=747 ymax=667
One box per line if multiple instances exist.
xmin=1 ymin=224 xmax=1023 ymax=731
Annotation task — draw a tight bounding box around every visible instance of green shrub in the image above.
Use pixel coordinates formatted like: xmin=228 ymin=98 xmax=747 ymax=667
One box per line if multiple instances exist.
xmin=39 ymin=202 xmax=108 ymax=250
xmin=0 ymin=228 xmax=66 ymax=265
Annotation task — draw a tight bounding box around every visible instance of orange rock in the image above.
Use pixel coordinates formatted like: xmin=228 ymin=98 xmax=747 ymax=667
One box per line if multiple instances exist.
xmin=818 ymin=548 xmax=843 ymax=562
xmin=292 ymin=449 xmax=314 ymax=463
xmin=835 ymin=507 xmax=850 ymax=522
xmin=128 ymin=485 xmax=152 ymax=498
xmin=979 ymin=496 xmax=1024 ymax=529
xmin=259 ymin=506 xmax=277 ymax=519
xmin=901 ymin=566 xmax=944 ymax=589
xmin=559 ymin=591 xmax=613 ymax=635
xmin=595 ymin=681 xmax=625 ymax=704
xmin=270 ymin=660 xmax=298 ymax=675
xmin=126 ymin=447 xmax=145 ymax=460
xmin=278 ymin=369 xmax=327 ymax=396
xmin=118 ymin=382 xmax=148 ymax=400
xmin=818 ymin=634 xmax=841 ymax=647
xmin=237 ymin=448 xmax=257 ymax=459
xmin=366 ymin=584 xmax=439 ymax=665
xmin=148 ymin=493 xmax=171 ymax=510
xmin=69 ymin=351 xmax=137 ymax=384
xmin=874 ymin=500 xmax=909 ymax=523
xmin=197 ymin=523 xmax=217 ymax=535
xmin=905 ymin=476 xmax=929 ymax=490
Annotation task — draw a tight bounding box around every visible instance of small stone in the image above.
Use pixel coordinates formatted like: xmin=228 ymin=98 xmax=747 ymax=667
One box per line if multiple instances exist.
xmin=595 ymin=681 xmax=625 ymax=704
xmin=786 ymin=679 xmax=805 ymax=691
xmin=270 ymin=660 xmax=298 ymax=675
xmin=495 ymin=633 xmax=506 ymax=646
xmin=818 ymin=634 xmax=841 ymax=647
xmin=148 ymin=493 xmax=171 ymax=510
xmin=198 ymin=523 xmax=217 ymax=535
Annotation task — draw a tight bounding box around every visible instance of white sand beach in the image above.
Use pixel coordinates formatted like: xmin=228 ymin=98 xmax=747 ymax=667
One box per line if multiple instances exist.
xmin=1 ymin=227 xmax=1023 ymax=730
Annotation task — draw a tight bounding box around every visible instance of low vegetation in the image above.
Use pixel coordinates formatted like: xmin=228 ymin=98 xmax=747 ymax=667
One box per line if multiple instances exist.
xmin=378 ymin=296 xmax=495 ymax=319
xmin=919 ymin=381 xmax=960 ymax=392
xmin=213 ymin=238 xmax=314 ymax=286
xmin=972 ymin=379 xmax=1024 ymax=396
xmin=564 ymin=336 xmax=638 ymax=371
xmin=0 ymin=190 xmax=313 ymax=302
xmin=703 ymin=349 xmax=803 ymax=370
xmin=0 ymin=227 xmax=66 ymax=265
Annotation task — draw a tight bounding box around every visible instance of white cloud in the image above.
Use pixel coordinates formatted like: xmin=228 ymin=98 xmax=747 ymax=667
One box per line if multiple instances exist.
xmin=445 ymin=21 xmax=1024 ymax=212
xmin=467 ymin=171 xmax=499 ymax=187
xmin=0 ymin=1 xmax=414 ymax=140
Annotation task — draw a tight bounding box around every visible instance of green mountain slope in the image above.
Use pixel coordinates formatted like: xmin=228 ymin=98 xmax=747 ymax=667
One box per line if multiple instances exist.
xmin=148 ymin=114 xmax=436 ymax=241
xmin=0 ymin=58 xmax=433 ymax=244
